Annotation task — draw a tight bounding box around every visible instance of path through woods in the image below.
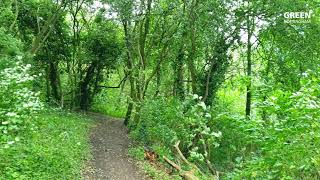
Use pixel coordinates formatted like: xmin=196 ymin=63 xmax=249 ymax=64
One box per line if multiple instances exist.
xmin=82 ymin=113 xmax=148 ymax=180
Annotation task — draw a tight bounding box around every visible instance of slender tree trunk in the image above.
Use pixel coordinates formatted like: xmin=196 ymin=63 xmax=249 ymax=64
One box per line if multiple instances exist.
xmin=123 ymin=20 xmax=136 ymax=126
xmin=45 ymin=64 xmax=51 ymax=102
xmin=125 ymin=102 xmax=133 ymax=126
xmin=174 ymin=46 xmax=185 ymax=99
xmin=125 ymin=0 xmax=152 ymax=125
xmin=48 ymin=61 xmax=61 ymax=103
xmin=154 ymin=64 xmax=161 ymax=97
xmin=245 ymin=14 xmax=253 ymax=118
xmin=57 ymin=64 xmax=63 ymax=108
xmin=202 ymin=60 xmax=215 ymax=103
xmin=187 ymin=0 xmax=199 ymax=94
xmin=30 ymin=0 xmax=67 ymax=55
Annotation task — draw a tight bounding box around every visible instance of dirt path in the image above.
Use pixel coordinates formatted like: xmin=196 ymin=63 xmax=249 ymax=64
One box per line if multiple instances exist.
xmin=82 ymin=112 xmax=148 ymax=180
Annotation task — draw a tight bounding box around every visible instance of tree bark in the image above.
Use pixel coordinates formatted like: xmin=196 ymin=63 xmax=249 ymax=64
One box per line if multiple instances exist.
xmin=187 ymin=0 xmax=199 ymax=94
xmin=48 ymin=62 xmax=61 ymax=103
xmin=80 ymin=62 xmax=97 ymax=110
xmin=122 ymin=20 xmax=136 ymax=125
xmin=174 ymin=46 xmax=185 ymax=99
xmin=245 ymin=14 xmax=253 ymax=118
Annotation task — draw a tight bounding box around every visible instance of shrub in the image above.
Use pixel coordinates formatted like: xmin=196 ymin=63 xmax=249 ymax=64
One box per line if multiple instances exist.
xmin=131 ymin=95 xmax=222 ymax=174
xmin=223 ymin=69 xmax=320 ymax=179
xmin=0 ymin=30 xmax=42 ymax=148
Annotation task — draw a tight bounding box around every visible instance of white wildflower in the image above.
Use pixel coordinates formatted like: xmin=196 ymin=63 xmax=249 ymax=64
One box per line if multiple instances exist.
xmin=205 ymin=113 xmax=211 ymax=118
xmin=7 ymin=141 xmax=15 ymax=145
xmin=192 ymin=94 xmax=199 ymax=99
xmin=211 ymin=131 xmax=222 ymax=138
xmin=302 ymin=72 xmax=308 ymax=77
xmin=198 ymin=101 xmax=207 ymax=110
xmin=6 ymin=112 xmax=17 ymax=117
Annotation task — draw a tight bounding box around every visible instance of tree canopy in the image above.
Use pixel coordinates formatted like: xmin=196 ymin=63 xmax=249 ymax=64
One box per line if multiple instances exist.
xmin=1 ymin=0 xmax=320 ymax=179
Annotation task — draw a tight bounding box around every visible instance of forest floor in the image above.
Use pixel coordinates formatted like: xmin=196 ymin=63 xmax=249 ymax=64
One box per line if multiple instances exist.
xmin=82 ymin=112 xmax=148 ymax=180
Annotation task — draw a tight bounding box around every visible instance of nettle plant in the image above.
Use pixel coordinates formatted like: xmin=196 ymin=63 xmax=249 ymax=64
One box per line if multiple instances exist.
xmin=0 ymin=60 xmax=43 ymax=148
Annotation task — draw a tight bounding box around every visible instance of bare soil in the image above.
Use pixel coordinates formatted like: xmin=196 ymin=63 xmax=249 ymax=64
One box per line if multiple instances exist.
xmin=82 ymin=112 xmax=148 ymax=180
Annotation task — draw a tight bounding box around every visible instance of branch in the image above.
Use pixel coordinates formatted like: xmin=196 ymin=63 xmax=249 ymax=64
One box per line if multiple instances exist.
xmin=163 ymin=156 xmax=182 ymax=171
xmin=143 ymin=43 xmax=169 ymax=97
xmin=174 ymin=141 xmax=190 ymax=165
xmin=98 ymin=74 xmax=128 ymax=89
xmin=30 ymin=0 xmax=68 ymax=54
xmin=174 ymin=141 xmax=205 ymax=177
xmin=163 ymin=155 xmax=200 ymax=180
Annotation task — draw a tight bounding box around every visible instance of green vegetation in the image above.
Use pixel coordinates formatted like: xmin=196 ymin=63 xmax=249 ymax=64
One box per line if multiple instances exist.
xmin=141 ymin=163 xmax=180 ymax=180
xmin=0 ymin=110 xmax=92 ymax=179
xmin=91 ymin=88 xmax=127 ymax=118
xmin=128 ymin=147 xmax=181 ymax=180
xmin=1 ymin=0 xmax=320 ymax=179
xmin=128 ymin=146 xmax=145 ymax=161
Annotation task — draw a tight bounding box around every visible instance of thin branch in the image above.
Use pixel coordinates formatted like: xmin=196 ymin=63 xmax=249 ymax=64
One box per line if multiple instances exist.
xmin=163 ymin=156 xmax=182 ymax=171
xmin=98 ymin=74 xmax=128 ymax=89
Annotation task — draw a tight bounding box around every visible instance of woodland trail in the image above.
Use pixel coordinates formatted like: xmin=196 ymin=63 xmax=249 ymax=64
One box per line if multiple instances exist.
xmin=82 ymin=112 xmax=148 ymax=180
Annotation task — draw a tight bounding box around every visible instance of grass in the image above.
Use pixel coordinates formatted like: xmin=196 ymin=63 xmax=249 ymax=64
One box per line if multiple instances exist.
xmin=0 ymin=109 xmax=93 ymax=180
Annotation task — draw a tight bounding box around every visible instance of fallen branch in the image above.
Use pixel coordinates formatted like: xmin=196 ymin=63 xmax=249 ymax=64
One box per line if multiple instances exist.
xmin=163 ymin=156 xmax=199 ymax=180
xmin=163 ymin=140 xmax=220 ymax=180
xmin=163 ymin=156 xmax=181 ymax=171
xmin=174 ymin=141 xmax=204 ymax=176
xmin=174 ymin=141 xmax=190 ymax=165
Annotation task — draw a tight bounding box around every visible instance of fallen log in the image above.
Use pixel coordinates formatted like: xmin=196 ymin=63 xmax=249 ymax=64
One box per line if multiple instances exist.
xmin=163 ymin=155 xmax=199 ymax=180
xmin=163 ymin=140 xmax=220 ymax=180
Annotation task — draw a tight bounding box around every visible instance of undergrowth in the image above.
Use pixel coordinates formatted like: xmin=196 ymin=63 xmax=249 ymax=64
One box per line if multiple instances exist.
xmin=127 ymin=75 xmax=320 ymax=179
xmin=128 ymin=146 xmax=181 ymax=180
xmin=91 ymin=88 xmax=127 ymax=118
xmin=0 ymin=109 xmax=92 ymax=179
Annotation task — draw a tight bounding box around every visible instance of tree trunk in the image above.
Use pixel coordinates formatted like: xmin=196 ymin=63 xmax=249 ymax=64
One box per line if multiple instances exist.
xmin=187 ymin=0 xmax=199 ymax=94
xmin=80 ymin=62 xmax=97 ymax=110
xmin=48 ymin=62 xmax=61 ymax=103
xmin=174 ymin=47 xmax=185 ymax=99
xmin=154 ymin=64 xmax=161 ymax=97
xmin=245 ymin=14 xmax=253 ymax=118
xmin=45 ymin=64 xmax=51 ymax=102
xmin=123 ymin=20 xmax=136 ymax=125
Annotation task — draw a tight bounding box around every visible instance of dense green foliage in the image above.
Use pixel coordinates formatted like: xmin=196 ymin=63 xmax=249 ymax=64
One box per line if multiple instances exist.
xmin=0 ymin=29 xmax=41 ymax=147
xmin=1 ymin=0 xmax=319 ymax=179
xmin=0 ymin=110 xmax=92 ymax=179
xmin=130 ymin=71 xmax=320 ymax=179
